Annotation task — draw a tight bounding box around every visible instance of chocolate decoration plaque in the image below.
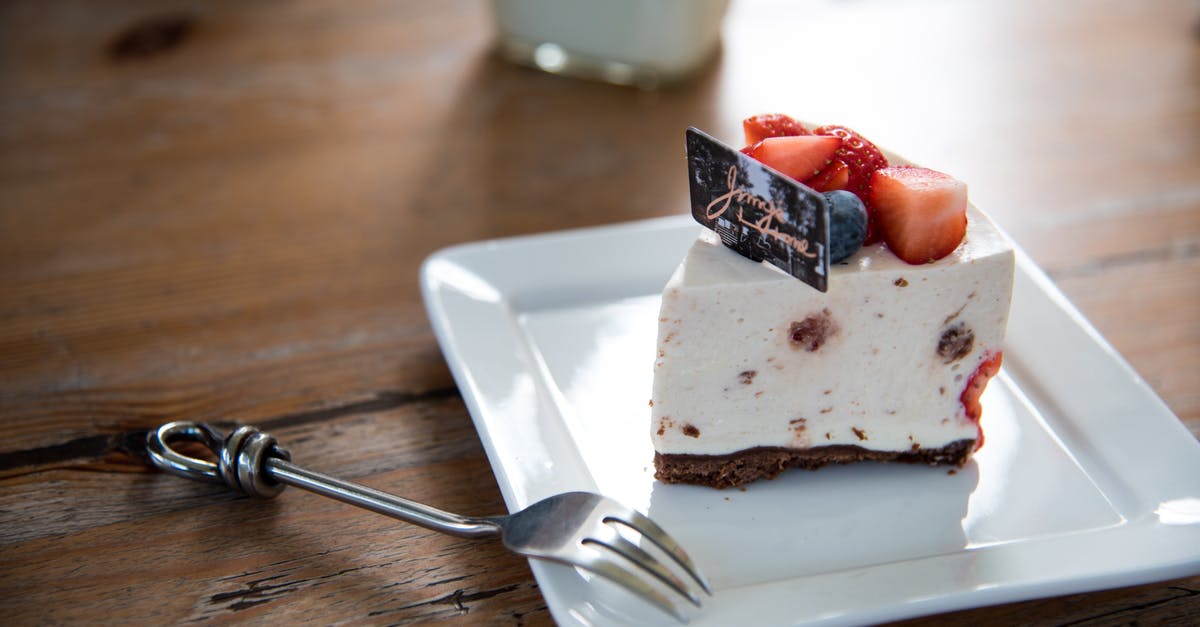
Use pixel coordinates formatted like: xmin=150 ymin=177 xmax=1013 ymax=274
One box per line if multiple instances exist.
xmin=685 ymin=127 xmax=829 ymax=292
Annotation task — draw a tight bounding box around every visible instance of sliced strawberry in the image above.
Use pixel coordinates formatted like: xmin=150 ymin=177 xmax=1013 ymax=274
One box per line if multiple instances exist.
xmin=812 ymin=125 xmax=889 ymax=242
xmin=804 ymin=160 xmax=849 ymax=192
xmin=869 ymin=166 xmax=968 ymax=264
xmin=961 ymin=351 xmax=1003 ymax=450
xmin=743 ymin=113 xmax=810 ymax=145
xmin=748 ymin=135 xmax=841 ymax=182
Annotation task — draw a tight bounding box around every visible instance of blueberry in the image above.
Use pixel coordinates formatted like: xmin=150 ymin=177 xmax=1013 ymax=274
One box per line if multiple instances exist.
xmin=824 ymin=190 xmax=868 ymax=263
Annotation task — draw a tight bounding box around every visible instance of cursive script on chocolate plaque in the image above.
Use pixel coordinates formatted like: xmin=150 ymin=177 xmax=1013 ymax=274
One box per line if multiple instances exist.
xmin=686 ymin=127 xmax=829 ymax=292
xmin=705 ymin=165 xmax=818 ymax=260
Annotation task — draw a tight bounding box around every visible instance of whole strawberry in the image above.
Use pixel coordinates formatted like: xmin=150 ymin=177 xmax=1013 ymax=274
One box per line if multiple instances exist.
xmin=742 ymin=114 xmax=810 ymax=145
xmin=811 ymin=125 xmax=889 ymax=242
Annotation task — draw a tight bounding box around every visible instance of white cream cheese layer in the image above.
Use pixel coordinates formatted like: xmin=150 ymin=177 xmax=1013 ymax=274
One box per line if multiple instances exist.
xmin=651 ymin=206 xmax=1015 ymax=456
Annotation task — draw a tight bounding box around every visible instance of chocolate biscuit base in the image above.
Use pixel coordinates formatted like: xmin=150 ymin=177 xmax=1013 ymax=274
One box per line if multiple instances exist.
xmin=654 ymin=440 xmax=975 ymax=489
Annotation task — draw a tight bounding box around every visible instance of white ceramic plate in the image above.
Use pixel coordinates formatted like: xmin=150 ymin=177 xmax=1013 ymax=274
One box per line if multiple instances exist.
xmin=420 ymin=216 xmax=1200 ymax=626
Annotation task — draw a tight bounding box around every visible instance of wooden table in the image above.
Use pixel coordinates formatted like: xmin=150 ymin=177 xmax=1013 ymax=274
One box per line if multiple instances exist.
xmin=2 ymin=0 xmax=1197 ymax=623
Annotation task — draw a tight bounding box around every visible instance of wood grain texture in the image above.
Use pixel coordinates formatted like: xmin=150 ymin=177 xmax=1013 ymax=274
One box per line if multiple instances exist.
xmin=1 ymin=0 xmax=1197 ymax=624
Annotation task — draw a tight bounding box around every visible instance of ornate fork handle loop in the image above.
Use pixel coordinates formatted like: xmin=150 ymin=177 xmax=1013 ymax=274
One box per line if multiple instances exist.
xmin=147 ymin=421 xmax=291 ymax=498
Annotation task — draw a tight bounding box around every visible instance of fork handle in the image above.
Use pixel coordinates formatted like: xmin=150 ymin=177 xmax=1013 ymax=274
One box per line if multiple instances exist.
xmin=147 ymin=421 xmax=501 ymax=539
xmin=265 ymin=458 xmax=500 ymax=538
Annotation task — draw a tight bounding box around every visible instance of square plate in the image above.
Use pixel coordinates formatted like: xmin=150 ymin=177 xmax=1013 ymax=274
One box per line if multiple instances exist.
xmin=420 ymin=216 xmax=1200 ymax=625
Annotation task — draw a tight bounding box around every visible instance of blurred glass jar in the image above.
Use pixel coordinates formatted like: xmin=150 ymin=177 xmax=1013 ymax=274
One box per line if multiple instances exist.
xmin=491 ymin=0 xmax=730 ymax=88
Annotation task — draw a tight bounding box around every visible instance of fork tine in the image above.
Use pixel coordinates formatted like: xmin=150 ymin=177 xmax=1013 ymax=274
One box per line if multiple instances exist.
xmin=606 ymin=509 xmax=713 ymax=595
xmin=576 ymin=547 xmax=691 ymax=623
xmin=585 ymin=527 xmax=701 ymax=607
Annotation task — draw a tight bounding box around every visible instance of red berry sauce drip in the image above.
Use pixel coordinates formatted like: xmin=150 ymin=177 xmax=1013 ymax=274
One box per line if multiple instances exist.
xmin=960 ymin=351 xmax=1003 ymax=450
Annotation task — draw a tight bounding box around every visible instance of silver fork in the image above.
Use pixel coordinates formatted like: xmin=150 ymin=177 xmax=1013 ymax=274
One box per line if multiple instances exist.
xmin=146 ymin=421 xmax=712 ymax=621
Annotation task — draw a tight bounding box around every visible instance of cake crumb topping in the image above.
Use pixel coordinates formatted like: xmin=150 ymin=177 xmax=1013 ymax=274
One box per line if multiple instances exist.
xmin=682 ymin=424 xmax=701 ymax=438
xmin=894 ymin=277 xmax=909 ymax=287
xmin=851 ymin=427 xmax=867 ymax=440
xmin=738 ymin=370 xmax=757 ymax=384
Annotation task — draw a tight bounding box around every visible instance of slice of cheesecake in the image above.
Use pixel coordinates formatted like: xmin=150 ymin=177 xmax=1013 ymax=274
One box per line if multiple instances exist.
xmin=650 ymin=206 xmax=1014 ymax=488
